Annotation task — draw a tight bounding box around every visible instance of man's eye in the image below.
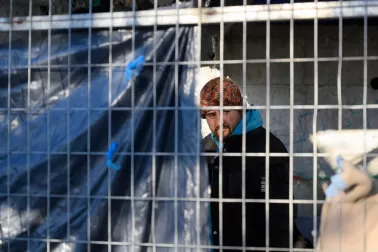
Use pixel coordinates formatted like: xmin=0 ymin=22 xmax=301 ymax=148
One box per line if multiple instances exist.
xmin=224 ymin=110 xmax=230 ymax=113
xmin=206 ymin=113 xmax=215 ymax=118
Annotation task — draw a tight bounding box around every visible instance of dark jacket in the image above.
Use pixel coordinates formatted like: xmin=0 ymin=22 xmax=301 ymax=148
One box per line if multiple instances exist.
xmin=204 ymin=126 xmax=304 ymax=250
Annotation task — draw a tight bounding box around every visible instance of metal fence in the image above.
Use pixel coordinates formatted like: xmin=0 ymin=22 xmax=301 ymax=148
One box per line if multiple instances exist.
xmin=1 ymin=0 xmax=378 ymax=251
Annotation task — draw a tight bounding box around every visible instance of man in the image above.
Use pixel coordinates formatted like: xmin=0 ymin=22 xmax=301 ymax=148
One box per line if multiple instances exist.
xmin=200 ymin=77 xmax=310 ymax=250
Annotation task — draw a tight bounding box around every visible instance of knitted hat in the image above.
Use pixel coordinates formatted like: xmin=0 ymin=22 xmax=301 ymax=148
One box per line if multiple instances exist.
xmin=200 ymin=77 xmax=243 ymax=119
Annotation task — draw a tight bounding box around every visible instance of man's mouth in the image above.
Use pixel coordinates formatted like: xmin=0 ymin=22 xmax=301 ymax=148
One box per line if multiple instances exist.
xmin=215 ymin=126 xmax=232 ymax=138
xmin=215 ymin=125 xmax=231 ymax=132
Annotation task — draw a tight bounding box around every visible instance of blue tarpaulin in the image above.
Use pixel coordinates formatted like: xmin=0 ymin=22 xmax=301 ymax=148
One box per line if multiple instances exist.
xmin=0 ymin=26 xmax=210 ymax=251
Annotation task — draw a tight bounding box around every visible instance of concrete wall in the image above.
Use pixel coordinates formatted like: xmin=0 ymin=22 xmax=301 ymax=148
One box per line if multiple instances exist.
xmin=201 ymin=20 xmax=378 ymax=166
xmin=201 ymin=20 xmax=378 ymax=217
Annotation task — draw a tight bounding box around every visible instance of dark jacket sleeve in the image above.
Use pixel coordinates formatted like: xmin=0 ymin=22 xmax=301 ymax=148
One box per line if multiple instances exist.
xmin=267 ymin=157 xmax=298 ymax=248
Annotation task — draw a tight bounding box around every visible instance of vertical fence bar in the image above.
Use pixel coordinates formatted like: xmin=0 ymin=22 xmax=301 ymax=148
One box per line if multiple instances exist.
xmin=219 ymin=0 xmax=224 ymax=251
xmin=241 ymin=0 xmax=247 ymax=251
xmin=174 ymin=1 xmax=179 ymax=251
xmin=67 ymin=0 xmax=72 ymax=246
xmin=337 ymin=2 xmax=343 ymax=251
xmin=289 ymin=0 xmax=294 ymax=250
xmin=47 ymin=0 xmax=52 ymax=250
xmin=108 ymin=0 xmax=114 ymax=251
xmin=337 ymin=0 xmax=343 ymax=131
xmin=363 ymin=1 xmax=368 ymax=251
xmin=265 ymin=1 xmax=271 ymax=251
xmin=152 ymin=0 xmax=158 ymax=251
xmin=131 ymin=0 xmax=137 ymax=251
xmin=6 ymin=0 xmax=12 ymax=250
xmin=312 ymin=0 xmax=319 ymax=249
xmin=27 ymin=0 xmax=33 ymax=251
xmin=195 ymin=1 xmax=202 ymax=251
xmin=87 ymin=0 xmax=93 ymax=250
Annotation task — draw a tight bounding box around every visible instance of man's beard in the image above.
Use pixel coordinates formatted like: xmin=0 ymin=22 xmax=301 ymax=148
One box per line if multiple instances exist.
xmin=214 ymin=124 xmax=232 ymax=139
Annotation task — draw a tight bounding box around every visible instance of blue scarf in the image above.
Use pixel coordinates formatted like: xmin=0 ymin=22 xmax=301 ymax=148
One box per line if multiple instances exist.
xmin=210 ymin=109 xmax=264 ymax=150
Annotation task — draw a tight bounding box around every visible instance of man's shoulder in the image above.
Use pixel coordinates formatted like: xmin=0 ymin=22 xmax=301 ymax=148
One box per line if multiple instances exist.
xmin=245 ymin=127 xmax=288 ymax=153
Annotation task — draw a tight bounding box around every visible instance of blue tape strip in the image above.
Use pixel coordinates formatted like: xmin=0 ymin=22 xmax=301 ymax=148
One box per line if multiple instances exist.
xmin=106 ymin=160 xmax=120 ymax=171
xmin=125 ymin=55 xmax=145 ymax=84
xmin=106 ymin=142 xmax=120 ymax=171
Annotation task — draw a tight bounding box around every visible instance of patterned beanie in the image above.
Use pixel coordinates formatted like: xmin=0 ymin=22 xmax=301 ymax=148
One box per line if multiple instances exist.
xmin=200 ymin=77 xmax=243 ymax=119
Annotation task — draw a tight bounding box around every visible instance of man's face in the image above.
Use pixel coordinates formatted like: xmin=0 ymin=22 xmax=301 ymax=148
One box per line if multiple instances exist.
xmin=205 ymin=110 xmax=242 ymax=139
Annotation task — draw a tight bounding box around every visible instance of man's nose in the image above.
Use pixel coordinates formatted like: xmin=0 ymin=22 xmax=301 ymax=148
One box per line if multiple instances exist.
xmin=214 ymin=111 xmax=227 ymax=124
